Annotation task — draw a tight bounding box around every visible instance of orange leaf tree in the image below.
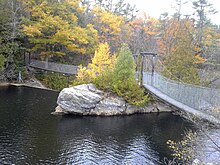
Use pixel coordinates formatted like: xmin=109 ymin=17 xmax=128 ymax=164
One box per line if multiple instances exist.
xmin=161 ymin=19 xmax=205 ymax=84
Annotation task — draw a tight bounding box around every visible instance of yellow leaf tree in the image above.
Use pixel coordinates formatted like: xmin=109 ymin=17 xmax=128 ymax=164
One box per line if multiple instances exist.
xmin=92 ymin=7 xmax=124 ymax=51
xmin=22 ymin=0 xmax=98 ymax=58
xmin=76 ymin=42 xmax=115 ymax=82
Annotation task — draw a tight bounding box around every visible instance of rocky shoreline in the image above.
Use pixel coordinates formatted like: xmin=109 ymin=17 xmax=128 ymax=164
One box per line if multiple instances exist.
xmin=0 ymin=81 xmax=173 ymax=116
xmin=0 ymin=79 xmax=57 ymax=92
xmin=52 ymin=83 xmax=172 ymax=116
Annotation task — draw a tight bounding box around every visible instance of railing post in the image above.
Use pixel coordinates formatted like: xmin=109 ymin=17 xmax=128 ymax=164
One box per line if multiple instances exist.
xmin=45 ymin=55 xmax=48 ymax=69
xmin=140 ymin=55 xmax=144 ymax=86
xmin=24 ymin=52 xmax=31 ymax=66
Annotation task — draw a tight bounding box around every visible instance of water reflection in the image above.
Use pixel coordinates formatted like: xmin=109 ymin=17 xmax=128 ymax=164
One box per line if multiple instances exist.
xmin=196 ymin=129 xmax=220 ymax=163
xmin=0 ymin=86 xmax=195 ymax=164
xmin=56 ymin=114 xmax=192 ymax=164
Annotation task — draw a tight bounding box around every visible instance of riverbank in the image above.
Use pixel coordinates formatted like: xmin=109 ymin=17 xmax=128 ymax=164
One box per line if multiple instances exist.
xmin=0 ymin=79 xmax=58 ymax=92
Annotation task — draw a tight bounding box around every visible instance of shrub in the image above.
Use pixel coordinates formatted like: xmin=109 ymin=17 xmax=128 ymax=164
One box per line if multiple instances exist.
xmin=94 ymin=68 xmax=114 ymax=91
xmin=38 ymin=72 xmax=74 ymax=90
xmin=0 ymin=54 xmax=6 ymax=71
xmin=167 ymin=130 xmax=197 ymax=164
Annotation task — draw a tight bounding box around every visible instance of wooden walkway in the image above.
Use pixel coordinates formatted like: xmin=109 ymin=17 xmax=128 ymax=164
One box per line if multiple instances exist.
xmin=29 ymin=59 xmax=78 ymax=75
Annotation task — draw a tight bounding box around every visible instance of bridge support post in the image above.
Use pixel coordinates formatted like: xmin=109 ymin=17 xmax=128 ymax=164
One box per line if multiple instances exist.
xmin=140 ymin=52 xmax=157 ymax=86
xmin=151 ymin=55 xmax=156 ymax=85
xmin=133 ymin=54 xmax=142 ymax=85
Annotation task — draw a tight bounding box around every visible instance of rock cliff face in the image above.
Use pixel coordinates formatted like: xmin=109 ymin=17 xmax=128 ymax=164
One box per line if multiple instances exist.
xmin=52 ymin=84 xmax=172 ymax=116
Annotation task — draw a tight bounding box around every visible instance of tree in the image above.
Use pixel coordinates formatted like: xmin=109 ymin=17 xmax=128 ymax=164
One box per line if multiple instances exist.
xmin=93 ymin=0 xmax=138 ymax=21
xmin=92 ymin=7 xmax=124 ymax=51
xmin=162 ymin=19 xmax=205 ymax=84
xmin=192 ymin=0 xmax=217 ymax=55
xmin=173 ymin=0 xmax=189 ymax=20
xmin=21 ymin=0 xmax=98 ymax=59
xmin=0 ymin=0 xmax=23 ymax=80
xmin=76 ymin=42 xmax=115 ymax=82
xmin=158 ymin=17 xmax=180 ymax=58
xmin=80 ymin=0 xmax=138 ymax=52
xmin=0 ymin=55 xmax=6 ymax=71
xmin=113 ymin=44 xmax=136 ymax=83
xmin=128 ymin=13 xmax=159 ymax=54
xmin=112 ymin=44 xmax=150 ymax=106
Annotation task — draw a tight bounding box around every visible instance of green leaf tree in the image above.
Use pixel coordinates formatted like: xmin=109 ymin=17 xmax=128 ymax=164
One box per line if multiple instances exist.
xmin=112 ymin=44 xmax=150 ymax=106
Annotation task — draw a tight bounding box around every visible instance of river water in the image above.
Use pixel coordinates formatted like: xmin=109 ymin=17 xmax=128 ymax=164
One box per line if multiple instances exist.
xmin=0 ymin=85 xmax=199 ymax=164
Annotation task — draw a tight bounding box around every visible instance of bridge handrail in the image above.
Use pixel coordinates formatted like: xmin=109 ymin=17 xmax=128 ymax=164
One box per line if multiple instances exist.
xmin=143 ymin=72 xmax=220 ymax=111
xmin=153 ymin=72 xmax=220 ymax=90
xmin=29 ymin=59 xmax=79 ymax=75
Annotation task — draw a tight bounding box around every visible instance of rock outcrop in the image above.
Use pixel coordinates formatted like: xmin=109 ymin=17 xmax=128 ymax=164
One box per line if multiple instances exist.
xmin=52 ymin=83 xmax=172 ymax=116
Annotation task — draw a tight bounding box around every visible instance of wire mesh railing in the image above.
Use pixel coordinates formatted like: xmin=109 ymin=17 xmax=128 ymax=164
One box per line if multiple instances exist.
xmin=29 ymin=59 xmax=78 ymax=75
xmin=143 ymin=72 xmax=220 ymax=111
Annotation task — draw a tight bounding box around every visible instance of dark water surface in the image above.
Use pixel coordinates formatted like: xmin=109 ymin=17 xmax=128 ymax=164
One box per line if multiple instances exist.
xmin=0 ymin=86 xmax=195 ymax=164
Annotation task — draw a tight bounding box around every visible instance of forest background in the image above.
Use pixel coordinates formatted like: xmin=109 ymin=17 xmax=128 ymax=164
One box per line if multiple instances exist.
xmin=0 ymin=0 xmax=219 ymax=89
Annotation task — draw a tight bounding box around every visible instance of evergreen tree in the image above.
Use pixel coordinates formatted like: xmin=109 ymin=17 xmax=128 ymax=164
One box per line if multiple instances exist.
xmin=0 ymin=0 xmax=22 ymax=79
xmin=192 ymin=0 xmax=217 ymax=55
xmin=112 ymin=44 xmax=149 ymax=106
xmin=0 ymin=55 xmax=6 ymax=71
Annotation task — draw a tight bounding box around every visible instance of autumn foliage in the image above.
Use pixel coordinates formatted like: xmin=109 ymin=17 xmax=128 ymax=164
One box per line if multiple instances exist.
xmin=159 ymin=18 xmax=206 ymax=84
xmin=76 ymin=43 xmax=149 ymax=106
xmin=76 ymin=42 xmax=115 ymax=83
xmin=1 ymin=0 xmax=219 ymax=87
xmin=22 ymin=0 xmax=98 ymax=57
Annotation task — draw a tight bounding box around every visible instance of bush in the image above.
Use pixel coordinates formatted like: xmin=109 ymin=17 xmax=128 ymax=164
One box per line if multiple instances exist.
xmin=37 ymin=72 xmax=74 ymax=90
xmin=167 ymin=130 xmax=197 ymax=164
xmin=0 ymin=54 xmax=6 ymax=71
xmin=94 ymin=68 xmax=114 ymax=91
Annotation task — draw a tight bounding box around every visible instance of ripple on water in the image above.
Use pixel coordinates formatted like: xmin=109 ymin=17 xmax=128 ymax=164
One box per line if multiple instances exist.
xmin=0 ymin=86 xmax=199 ymax=164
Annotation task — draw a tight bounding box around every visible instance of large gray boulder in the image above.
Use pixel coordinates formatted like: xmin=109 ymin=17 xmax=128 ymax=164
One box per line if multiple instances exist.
xmin=52 ymin=83 xmax=172 ymax=116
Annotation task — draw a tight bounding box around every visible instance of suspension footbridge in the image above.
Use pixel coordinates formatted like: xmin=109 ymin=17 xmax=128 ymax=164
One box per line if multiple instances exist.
xmin=143 ymin=72 xmax=220 ymax=124
xmin=27 ymin=57 xmax=220 ymax=124
xmin=28 ymin=59 xmax=78 ymax=75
